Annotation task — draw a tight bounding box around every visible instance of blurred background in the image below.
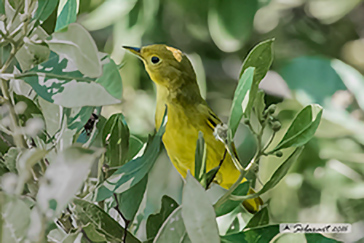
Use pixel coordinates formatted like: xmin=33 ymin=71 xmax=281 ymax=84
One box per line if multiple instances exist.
xmin=44 ymin=0 xmax=364 ymax=241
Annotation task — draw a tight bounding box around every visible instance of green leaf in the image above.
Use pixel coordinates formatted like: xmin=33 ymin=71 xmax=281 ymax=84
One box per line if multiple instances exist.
xmin=33 ymin=0 xmax=59 ymax=23
xmin=215 ymin=181 xmax=250 ymax=217
xmin=279 ymin=56 xmax=346 ymax=105
xmin=146 ymin=195 xmax=179 ymax=241
xmin=182 ymin=173 xmax=220 ymax=243
xmin=82 ymin=223 xmax=108 ymax=242
xmin=72 ymin=198 xmax=141 ymax=243
xmin=46 ymin=23 xmax=101 ymax=78
xmin=14 ymin=94 xmax=43 ymax=123
xmin=153 ymin=207 xmax=189 ymax=243
xmin=126 ymin=135 xmax=144 ymax=160
xmin=55 ymin=0 xmax=78 ymax=31
xmin=305 ymin=233 xmax=341 ymax=243
xmin=103 ymin=113 xmax=130 ymax=168
xmin=94 ymin=108 xmax=167 ymax=201
xmin=194 ymin=131 xmax=207 ymax=187
xmin=228 ymin=67 xmax=255 ymax=138
xmin=37 ymin=146 xmax=103 ymax=217
xmin=15 ymin=40 xmax=50 ymax=72
xmin=0 ymin=192 xmax=31 ymax=243
xmin=253 ymin=90 xmax=266 ymax=122
xmin=116 ymin=175 xmax=148 ymax=221
xmin=3 ymin=147 xmax=21 ymax=173
xmin=270 ymin=105 xmax=323 ymax=152
xmin=37 ymin=97 xmax=61 ymax=136
xmin=233 ymin=147 xmax=304 ymax=201
xmin=221 ymin=225 xmax=279 ymax=243
xmin=65 ymin=106 xmax=94 ymax=132
xmin=239 ymin=39 xmax=274 ymax=118
xmin=245 ymin=207 xmax=269 ymax=228
xmin=22 ymin=51 xmax=120 ymax=107
xmin=96 ymin=54 xmax=123 ymax=100
xmin=208 ymin=0 xmax=258 ymax=52
xmin=17 ymin=148 xmax=48 ymax=187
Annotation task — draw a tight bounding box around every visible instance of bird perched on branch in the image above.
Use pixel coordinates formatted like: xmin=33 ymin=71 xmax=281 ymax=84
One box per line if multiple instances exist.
xmin=124 ymin=44 xmax=262 ymax=213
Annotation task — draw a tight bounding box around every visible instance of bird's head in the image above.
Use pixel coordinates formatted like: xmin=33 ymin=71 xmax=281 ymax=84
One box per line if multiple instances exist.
xmin=123 ymin=44 xmax=197 ymax=89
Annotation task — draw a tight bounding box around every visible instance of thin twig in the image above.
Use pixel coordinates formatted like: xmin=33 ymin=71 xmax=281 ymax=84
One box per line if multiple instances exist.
xmin=206 ymin=149 xmax=227 ymax=189
xmin=113 ymin=194 xmax=129 ymax=243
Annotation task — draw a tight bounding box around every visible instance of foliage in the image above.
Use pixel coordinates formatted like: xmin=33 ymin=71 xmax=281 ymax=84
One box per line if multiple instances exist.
xmin=0 ymin=0 xmax=362 ymax=242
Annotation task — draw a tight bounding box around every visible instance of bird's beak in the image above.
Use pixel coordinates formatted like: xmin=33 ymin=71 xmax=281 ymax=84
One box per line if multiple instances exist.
xmin=123 ymin=46 xmax=142 ymax=59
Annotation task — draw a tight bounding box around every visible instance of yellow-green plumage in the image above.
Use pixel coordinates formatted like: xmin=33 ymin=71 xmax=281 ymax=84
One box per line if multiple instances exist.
xmin=124 ymin=44 xmax=262 ymax=212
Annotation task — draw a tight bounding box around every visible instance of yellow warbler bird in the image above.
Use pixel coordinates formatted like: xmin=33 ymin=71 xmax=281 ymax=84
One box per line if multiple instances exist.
xmin=124 ymin=44 xmax=262 ymax=212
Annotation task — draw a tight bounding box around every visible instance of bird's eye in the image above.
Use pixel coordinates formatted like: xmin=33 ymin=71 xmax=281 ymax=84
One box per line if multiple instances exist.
xmin=151 ymin=56 xmax=160 ymax=64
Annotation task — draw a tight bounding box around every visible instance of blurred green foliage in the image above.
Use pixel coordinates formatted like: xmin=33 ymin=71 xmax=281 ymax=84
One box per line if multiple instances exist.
xmin=1 ymin=0 xmax=364 ymax=242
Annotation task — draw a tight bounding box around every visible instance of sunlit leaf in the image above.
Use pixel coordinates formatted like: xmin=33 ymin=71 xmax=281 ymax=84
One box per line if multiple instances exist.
xmin=37 ymin=146 xmax=103 ymax=217
xmin=103 ymin=113 xmax=130 ymax=168
xmin=46 ymin=23 xmax=102 ymax=78
xmin=228 ymin=67 xmax=254 ymax=138
xmin=146 ymin=195 xmax=179 ymax=241
xmin=55 ymin=0 xmax=78 ymax=31
xmin=72 ymin=198 xmax=141 ymax=243
xmin=270 ymin=105 xmax=322 ymax=152
xmin=182 ymin=173 xmax=220 ymax=243
xmin=3 ymin=147 xmax=21 ymax=173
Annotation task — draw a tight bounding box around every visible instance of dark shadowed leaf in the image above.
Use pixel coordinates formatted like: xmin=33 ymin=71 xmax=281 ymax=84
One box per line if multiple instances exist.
xmin=103 ymin=113 xmax=130 ymax=168
xmin=116 ymin=175 xmax=148 ymax=221
xmin=221 ymin=225 xmax=279 ymax=243
xmin=270 ymin=105 xmax=322 ymax=152
xmin=215 ymin=181 xmax=250 ymax=217
xmin=55 ymin=0 xmax=78 ymax=31
xmin=228 ymin=67 xmax=255 ymax=138
xmin=72 ymin=198 xmax=141 ymax=243
xmin=182 ymin=173 xmax=220 ymax=243
xmin=194 ymin=131 xmax=207 ymax=187
xmin=94 ymin=109 xmax=167 ymax=201
xmin=245 ymin=207 xmax=269 ymax=228
xmin=239 ymin=39 xmax=274 ymax=118
xmin=146 ymin=195 xmax=179 ymax=241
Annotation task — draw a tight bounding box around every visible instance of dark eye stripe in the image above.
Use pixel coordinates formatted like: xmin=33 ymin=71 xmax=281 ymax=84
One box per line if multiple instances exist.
xmin=151 ymin=56 xmax=160 ymax=64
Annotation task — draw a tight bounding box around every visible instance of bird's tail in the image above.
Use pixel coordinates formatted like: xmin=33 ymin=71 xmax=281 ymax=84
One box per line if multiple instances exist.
xmin=242 ymin=188 xmax=263 ymax=213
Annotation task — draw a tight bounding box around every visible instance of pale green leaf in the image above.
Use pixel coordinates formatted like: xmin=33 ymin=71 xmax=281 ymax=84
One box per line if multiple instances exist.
xmin=182 ymin=173 xmax=220 ymax=243
xmin=46 ymin=23 xmax=102 ymax=78
xmin=55 ymin=0 xmax=78 ymax=31
xmin=37 ymin=146 xmax=103 ymax=217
